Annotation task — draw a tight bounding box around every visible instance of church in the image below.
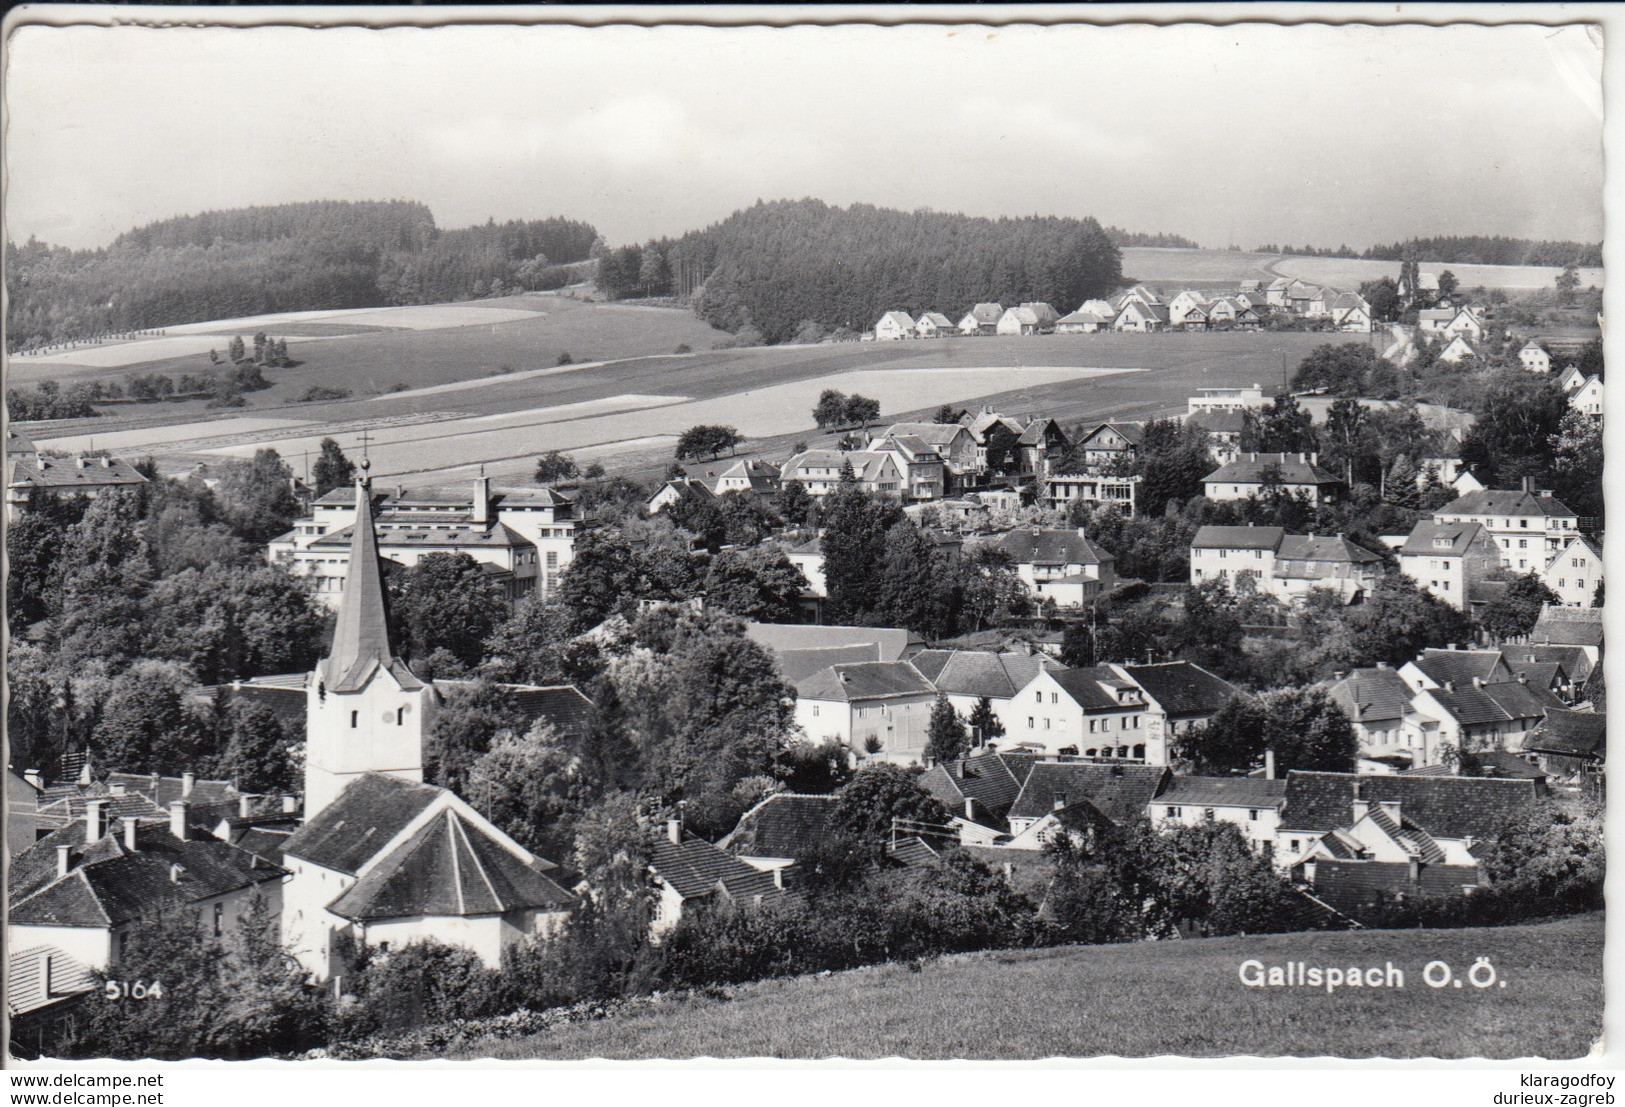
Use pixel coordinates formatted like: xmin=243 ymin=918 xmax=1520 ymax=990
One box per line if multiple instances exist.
xmin=278 ymin=474 xmax=576 ymax=980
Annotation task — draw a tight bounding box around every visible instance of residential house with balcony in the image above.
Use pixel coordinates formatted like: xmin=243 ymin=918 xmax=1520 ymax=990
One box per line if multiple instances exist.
xmin=985 ymin=526 xmax=1116 ymax=608
xmin=1073 ymin=422 xmax=1145 ymax=471
xmin=780 ymin=449 xmax=905 ymax=498
xmin=1042 ymin=471 xmax=1139 ymax=515
xmin=868 ymin=434 xmax=948 ymax=500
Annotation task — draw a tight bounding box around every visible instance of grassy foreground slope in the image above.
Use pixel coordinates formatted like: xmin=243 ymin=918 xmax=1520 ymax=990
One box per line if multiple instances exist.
xmin=458 ymin=913 xmax=1600 ymax=1060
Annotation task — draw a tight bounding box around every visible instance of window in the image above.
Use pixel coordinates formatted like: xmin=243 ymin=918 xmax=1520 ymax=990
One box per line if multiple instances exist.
xmin=1520 ymin=519 xmax=1529 ymax=529
xmin=1088 ymin=719 xmax=1096 ymax=733
xmin=1051 ymin=692 xmax=1059 ymax=705
xmin=1036 ymin=690 xmax=1043 ymax=703
xmin=1044 ymin=719 xmax=1051 ymax=730
xmin=1027 ymin=717 xmax=1035 ymax=729
xmin=350 ymin=710 xmax=358 ymax=729
xmin=1290 ymin=839 xmax=1301 ymax=851
xmin=811 ymin=705 xmax=819 ymax=717
xmin=1166 ymin=806 xmax=1180 ymax=818
xmin=396 ymin=706 xmax=405 ymax=726
xmin=213 ymin=902 xmax=224 ymax=936
xmin=1249 ymin=809 xmax=1260 ymax=821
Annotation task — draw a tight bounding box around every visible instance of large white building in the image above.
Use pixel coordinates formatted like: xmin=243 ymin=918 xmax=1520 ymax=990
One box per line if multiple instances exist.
xmin=1430 ymin=483 xmax=1580 ymax=573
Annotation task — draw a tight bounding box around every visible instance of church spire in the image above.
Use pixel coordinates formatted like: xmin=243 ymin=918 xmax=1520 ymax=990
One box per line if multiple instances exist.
xmin=321 ymin=475 xmax=402 ymax=693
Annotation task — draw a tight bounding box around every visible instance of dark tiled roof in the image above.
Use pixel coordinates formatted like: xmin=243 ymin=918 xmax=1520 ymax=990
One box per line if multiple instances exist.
xmin=651 ymin=834 xmax=788 ymax=904
xmin=774 ymin=645 xmax=887 ymax=684
xmin=796 ymin=661 xmax=935 ymax=703
xmin=1280 ymin=771 xmax=1541 ymax=840
xmin=1522 ymin=709 xmax=1606 ymax=758
xmin=1157 ymin=776 xmax=1287 ymax=809
xmin=327 ymin=809 xmax=573 ymax=921
xmin=1472 ymin=751 xmax=1549 ymax=781
xmin=1328 ymin=667 xmax=1413 ymax=725
xmin=1437 ymin=489 xmax=1578 ymax=520
xmin=435 ymin=681 xmax=593 ymax=739
xmin=10 ymin=456 xmax=148 ymax=490
xmin=1203 ymin=455 xmax=1340 ymax=486
xmin=1411 ymin=649 xmax=1512 ymax=689
xmin=1050 ymin=667 xmax=1140 ymax=712
xmin=989 ymin=528 xmax=1112 ymax=567
xmin=1308 ymin=860 xmax=1483 ymax=915
xmin=909 ymin=649 xmax=1058 ymax=700
xmin=1275 ymin=535 xmax=1382 ymax=564
xmin=918 ymin=752 xmax=1037 ymax=820
xmin=1399 ymin=520 xmax=1490 ymax=556
xmin=282 ymin=774 xmax=442 ymax=875
xmin=1191 ymin=525 xmax=1285 ymax=551
xmin=104 ymin=773 xmax=240 ymax=810
xmin=195 ymin=683 xmax=308 ymax=728
xmin=744 ymin=622 xmax=922 ymax=662
xmin=1118 ymin=662 xmax=1243 ymax=720
xmin=719 ymin=794 xmax=839 ymax=860
xmin=888 ymin=836 xmax=941 ymax=868
xmin=1186 ymin=411 xmax=1247 ymax=434
xmin=1529 ymin=604 xmax=1604 ymax=648
xmin=1422 ymin=680 xmax=1551 ymax=726
xmin=1008 ymin=763 xmax=1169 ymax=823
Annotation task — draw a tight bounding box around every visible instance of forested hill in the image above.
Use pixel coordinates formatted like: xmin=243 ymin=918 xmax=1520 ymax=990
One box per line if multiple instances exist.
xmin=596 ymin=199 xmax=1123 ymax=344
xmin=1256 ymin=234 xmax=1602 ymax=268
xmin=6 ymin=200 xmax=600 ymax=352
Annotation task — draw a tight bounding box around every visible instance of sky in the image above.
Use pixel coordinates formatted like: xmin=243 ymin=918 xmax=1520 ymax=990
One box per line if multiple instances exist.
xmin=4 ymin=19 xmax=1605 ymax=252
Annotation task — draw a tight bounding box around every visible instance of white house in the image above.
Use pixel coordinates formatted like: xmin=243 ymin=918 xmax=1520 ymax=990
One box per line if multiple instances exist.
xmin=1112 ymin=300 xmax=1170 ymax=333
xmin=1190 ymin=525 xmax=1383 ymax=604
xmin=650 ymin=814 xmax=789 ymax=935
xmin=1436 ymin=334 xmax=1477 ymax=364
xmin=1055 ymin=308 xmax=1111 ymax=334
xmin=957 ymin=303 xmax=1004 ymax=336
xmin=1518 ymin=341 xmax=1552 ymax=374
xmin=874 ymin=311 xmax=916 ymax=340
xmin=794 ymin=661 xmax=938 ymax=764
xmin=1396 ymin=520 xmax=1500 ymax=611
xmin=996 ymin=303 xmax=1060 ymax=336
xmin=780 ymin=449 xmax=905 ymax=497
xmin=1148 ymin=776 xmax=1287 ymax=858
xmin=1201 ymin=453 xmax=1342 ymax=505
xmin=915 ymin=312 xmax=957 ymax=338
xmin=984 ymin=526 xmax=1117 ymax=608
xmin=1431 ymin=483 xmax=1581 ymax=572
xmin=1540 ymin=535 xmax=1603 ymax=608
xmin=1041 ymin=472 xmax=1139 ymax=515
xmin=999 ymin=667 xmax=1165 ymax=763
xmin=1567 ymin=374 xmax=1603 ymax=418
xmin=1187 ymin=384 xmax=1266 ymax=416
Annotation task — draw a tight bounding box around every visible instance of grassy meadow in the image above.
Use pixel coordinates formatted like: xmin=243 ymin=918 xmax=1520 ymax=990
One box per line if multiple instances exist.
xmin=1120 ymin=246 xmax=1602 ymax=292
xmin=453 ymin=912 xmax=1601 ymax=1061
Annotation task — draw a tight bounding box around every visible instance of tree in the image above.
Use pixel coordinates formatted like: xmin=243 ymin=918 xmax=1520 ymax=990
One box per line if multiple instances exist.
xmin=227 ymin=335 xmax=246 ymax=364
xmin=142 ymin=563 xmax=325 ymax=684
xmin=925 ymin=693 xmax=968 ymax=765
xmin=212 ymin=449 xmax=301 ymax=543
xmin=424 ymin=681 xmax=529 ymax=796
xmin=91 ymin=660 xmax=209 ymax=776
xmin=818 ymin=483 xmax=905 ymax=623
xmin=1480 ymin=573 xmax=1561 ymax=641
xmin=1480 ymin=800 xmax=1603 ymax=896
xmin=1459 ymin=375 xmax=1570 ymax=490
xmin=1556 ymin=264 xmax=1580 ymax=306
xmin=831 ymin=762 xmax=951 ymax=857
xmin=674 ymin=424 xmax=741 ymax=460
xmin=385 ymin=552 xmax=509 ymax=669
xmin=1176 ymin=687 xmax=1355 ymax=775
xmin=1358 ymin=276 xmax=1402 ymax=323
xmin=701 ymin=546 xmax=808 ymax=623
xmin=467 ymin=721 xmax=595 ymax=861
xmin=934 ymin=404 xmax=957 ymax=424
xmin=214 ymin=701 xmax=298 ymax=793
xmin=966 ymin=696 xmax=1005 ymax=748
xmin=1437 ymin=270 xmax=1460 ymax=299
xmin=872 ymin=519 xmax=955 ymax=638
xmin=1318 ymin=396 xmax=1376 ymax=487
xmin=309 ymin=438 xmax=356 ymax=499
xmin=814 ymin=389 xmax=848 ymax=429
xmin=842 ymin=394 xmax=881 ymax=429
xmin=534 ymin=450 xmax=580 ymax=484
xmin=1245 ymin=392 xmax=1315 ymax=453
xmin=1291 ymin=344 xmax=1395 ymax=397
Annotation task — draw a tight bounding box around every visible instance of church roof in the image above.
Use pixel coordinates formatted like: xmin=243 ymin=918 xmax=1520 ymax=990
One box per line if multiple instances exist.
xmin=320 ymin=480 xmax=421 ymax=694
xmin=282 ymin=774 xmax=443 ymax=876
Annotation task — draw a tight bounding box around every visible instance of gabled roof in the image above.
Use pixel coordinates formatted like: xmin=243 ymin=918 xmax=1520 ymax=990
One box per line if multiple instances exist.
xmin=909 ymin=649 xmax=1059 ymax=700
xmin=1049 ymin=667 xmax=1141 ymax=712
xmin=282 ymin=774 xmax=443 ymax=876
xmin=888 ymin=836 xmax=942 ymax=868
xmin=1116 ymin=662 xmax=1244 ymax=720
xmin=880 ymin=423 xmax=970 ymax=448
xmin=1436 ymin=489 xmax=1578 ymax=520
xmin=781 ymin=450 xmax=902 ymax=485
xmin=1503 ymin=644 xmax=1593 ymax=683
xmin=797 ymin=661 xmax=935 ymax=703
xmin=1421 ymin=680 xmax=1551 ymax=726
xmin=1521 ymin=708 xmax=1606 ymax=758
xmin=1204 ymin=454 xmax=1341 ymax=486
xmin=989 ymin=527 xmax=1112 ymax=567
xmin=320 ymin=481 xmax=422 ymax=695
xmin=918 ymin=752 xmax=1041 ymax=820
xmin=916 ymin=312 xmax=955 ymax=328
xmin=1410 ymin=649 xmax=1511 ymax=689
xmin=1008 ymin=762 xmax=1169 ymax=823
xmin=719 ymin=793 xmax=839 ymax=859
xmin=1275 ymin=534 xmax=1383 ymax=565
xmin=1280 ymin=770 xmax=1542 ymax=840
xmin=744 ymin=622 xmax=922 ymax=662
xmin=651 ymin=833 xmax=787 ymax=903
xmin=1191 ymin=524 xmax=1285 ymax=551
xmin=326 ymin=808 xmax=573 ymax=921
xmin=9 ymin=455 xmax=148 ymax=491
xmin=1399 ymin=520 xmax=1491 ymax=556
xmin=1157 ymin=775 xmax=1286 ymax=809
xmin=1529 ymin=604 xmax=1604 ymax=648
xmin=1328 ymin=667 xmax=1413 ymax=725
xmin=962 ymin=303 xmax=1004 ymax=324
xmin=1185 ymin=410 xmax=1247 ymax=434
xmin=878 ymin=311 xmax=915 ymax=329
xmin=1079 ymin=422 xmax=1145 ymax=448
xmin=434 ymin=681 xmax=594 ymax=739
xmin=1056 ymin=309 xmax=1111 ymax=326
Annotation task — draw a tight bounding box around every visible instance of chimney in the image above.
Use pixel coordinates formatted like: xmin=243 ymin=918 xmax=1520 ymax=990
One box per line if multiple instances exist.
xmin=56 ymin=844 xmax=73 ymax=879
xmin=23 ymin=768 xmax=42 ymax=790
xmin=181 ymin=772 xmax=195 ymax=797
xmin=1379 ymin=800 xmax=1402 ymax=821
xmin=281 ymin=794 xmax=298 ymax=814
xmin=1472 ymin=677 xmax=1483 ymax=689
xmin=110 ymin=781 xmax=126 ymax=796
xmin=1522 ymin=475 xmax=1536 ymax=494
xmin=1352 ymin=797 xmax=1370 ymax=822
xmin=1053 ymin=791 xmax=1069 ymax=812
xmin=170 ymin=801 xmax=189 ymax=841
xmin=1443 ymin=680 xmax=1455 ymax=693
xmin=1376 ymin=661 xmax=1389 ymax=669
xmin=472 ymin=475 xmax=491 ymax=524
xmin=239 ymin=795 xmax=255 ymax=819
xmin=76 ymin=456 xmax=88 ymax=470
xmin=85 ymin=799 xmax=107 ymax=843
xmin=122 ymin=816 xmax=139 ymax=851
xmin=1517 ymin=673 xmax=1528 ymax=685
xmin=1407 ymin=856 xmax=1421 ymax=884
xmin=667 ymin=803 xmax=685 ymax=844
xmin=965 ymin=797 xmax=976 ymax=820
xmin=1264 ymin=749 xmax=1276 ymax=780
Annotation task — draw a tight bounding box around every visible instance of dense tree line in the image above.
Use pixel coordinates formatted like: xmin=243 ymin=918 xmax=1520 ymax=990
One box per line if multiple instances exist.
xmin=7 ymin=201 xmax=599 ymax=351
xmin=1254 ymin=235 xmax=1600 ymax=268
xmin=597 ymin=199 xmax=1122 ymax=344
xmin=1103 ymin=226 xmax=1201 ymax=249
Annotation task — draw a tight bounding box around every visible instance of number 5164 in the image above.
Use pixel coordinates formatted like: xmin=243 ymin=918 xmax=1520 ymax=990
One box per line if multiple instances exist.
xmin=104 ymin=980 xmax=164 ymax=1000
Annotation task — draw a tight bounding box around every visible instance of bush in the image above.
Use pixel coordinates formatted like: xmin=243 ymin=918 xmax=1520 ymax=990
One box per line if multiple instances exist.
xmin=339 ymin=941 xmax=506 ymax=1039
xmin=296 ymin=385 xmax=351 ymax=402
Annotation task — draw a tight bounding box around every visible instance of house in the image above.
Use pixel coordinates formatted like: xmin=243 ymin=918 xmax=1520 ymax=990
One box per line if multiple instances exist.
xmin=781 ymin=534 xmax=826 ymax=597
xmin=918 ymin=751 xmax=1044 ymax=829
xmin=1540 ymin=535 xmax=1602 ymax=608
xmin=956 ymin=303 xmax=1005 ymax=336
xmin=909 ymin=648 xmax=1062 ymax=723
xmin=1054 ymin=308 xmax=1111 ymax=334
xmin=1444 ymin=307 xmax=1486 ymax=340
xmin=1285 ymin=283 xmax=1323 ymax=315
xmin=874 ymin=311 xmax=916 ymax=341
xmin=650 ymin=814 xmax=790 ymax=934
xmin=1436 ymin=335 xmax=1477 ymax=364
xmin=1189 ymin=525 xmax=1380 ymax=602
xmin=10 ymin=801 xmax=286 ymax=975
xmin=646 ymin=477 xmax=715 ymax=515
xmin=7 ymin=944 xmax=96 ymax=1059
xmin=1014 ymin=417 xmax=1070 ymax=482
xmin=1399 ymin=647 xmax=1514 ymax=693
xmin=1567 ymin=374 xmax=1603 ymax=418
xmin=1189 ymin=524 xmax=1285 ymax=590
xmin=868 ymin=435 xmax=949 ymax=500
xmin=1277 ymin=771 xmax=1542 ymax=911
xmin=269 ymin=476 xmax=580 ymax=608
xmin=1431 ymin=482 xmax=1581 ymax=571
xmin=1396 ymin=520 xmax=1501 ymax=611
xmin=984 ymin=526 xmax=1117 ymax=608
xmin=1148 ymin=776 xmax=1287 ymax=857
xmin=743 ymin=621 xmax=925 ymax=680
xmin=794 ymin=661 xmax=939 ymax=764
xmin=1327 ymin=665 xmax=1436 ymax=765
xmin=874 ymin=422 xmax=979 ymax=475
xmin=1187 ymin=384 xmax=1266 ymax=416
xmin=996 ymin=303 xmax=1060 ymax=336
xmin=1107 ymin=661 xmax=1246 ymax=737
xmin=1185 ymin=410 xmax=1245 ymax=466
xmin=6 ymin=452 xmax=150 ymax=521
xmin=914 ymin=311 xmax=957 ymax=338
xmin=779 ymin=449 xmax=905 ymax=498
xmin=1503 ymin=643 xmax=1594 ymax=686
xmin=1417 ymin=308 xmax=1455 ymax=334
xmin=1000 ymin=762 xmax=1171 ymax=849
xmin=1518 ymin=341 xmax=1552 ymax=374
xmin=1073 ymin=422 xmax=1145 ymax=472
xmin=1407 ymin=678 xmax=1556 ymax=762
xmin=1527 ymin=604 xmax=1604 ymax=672
xmin=1166 ymin=290 xmax=1211 ymax=329
xmin=1262 ymin=277 xmax=1293 ymax=308
xmin=1000 ymin=667 xmax=1162 ymax=762
xmin=1521 ymin=708 xmax=1605 ymax=779
xmin=1112 ymin=300 xmax=1170 ymax=333
xmin=718 ymin=793 xmax=839 ymax=882
xmin=1557 ymin=364 xmax=1588 ymax=394
xmin=1041 ymin=471 xmax=1139 ymax=515
xmin=962 ymin=407 xmax=1029 ymax=474
xmin=1329 ymin=292 xmax=1373 ymax=332
xmin=710 ymin=458 xmax=781 ymax=497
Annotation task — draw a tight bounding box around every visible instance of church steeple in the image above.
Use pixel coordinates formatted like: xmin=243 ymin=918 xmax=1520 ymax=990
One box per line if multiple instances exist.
xmin=320 ymin=476 xmax=402 ymax=693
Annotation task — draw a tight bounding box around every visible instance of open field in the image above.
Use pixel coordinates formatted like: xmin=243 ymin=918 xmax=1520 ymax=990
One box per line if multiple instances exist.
xmin=1121 ymin=246 xmax=1602 ymax=292
xmin=27 ymin=330 xmax=1362 ymax=485
xmin=454 ymin=912 xmax=1601 ymax=1060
